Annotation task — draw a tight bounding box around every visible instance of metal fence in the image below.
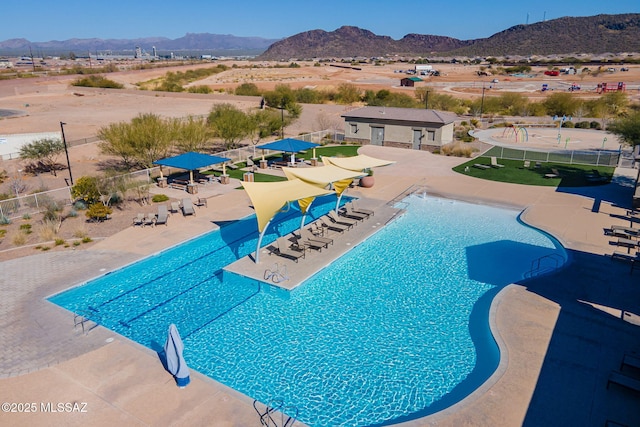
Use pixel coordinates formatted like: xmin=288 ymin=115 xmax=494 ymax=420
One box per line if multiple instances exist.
xmin=0 ymin=130 xmax=345 ymax=220
xmin=0 ymin=187 xmax=73 ymax=219
xmin=485 ymin=145 xmax=621 ymax=167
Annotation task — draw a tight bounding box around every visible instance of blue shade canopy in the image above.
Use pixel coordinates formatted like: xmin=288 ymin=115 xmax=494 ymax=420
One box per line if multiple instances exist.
xmin=256 ymin=138 xmax=320 ymax=153
xmin=153 ymin=151 xmax=230 ymax=170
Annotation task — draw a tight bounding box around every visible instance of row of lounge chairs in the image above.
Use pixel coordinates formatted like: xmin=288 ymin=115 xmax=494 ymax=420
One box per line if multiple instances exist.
xmin=272 ymin=202 xmax=374 ymax=263
xmin=133 ymin=198 xmax=204 ymax=227
xmin=607 ymin=220 xmax=640 ymax=273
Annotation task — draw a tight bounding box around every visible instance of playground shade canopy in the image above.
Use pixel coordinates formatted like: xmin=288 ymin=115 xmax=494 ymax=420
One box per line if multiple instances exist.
xmin=242 ymin=179 xmax=333 ymax=232
xmin=322 ymin=154 xmax=395 ymax=171
xmin=256 ymin=138 xmax=320 ymax=153
xmin=153 ymin=152 xmax=231 ymax=171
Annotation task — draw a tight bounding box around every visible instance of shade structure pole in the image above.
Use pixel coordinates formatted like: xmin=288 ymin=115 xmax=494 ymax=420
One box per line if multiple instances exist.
xmin=255 ymin=218 xmax=274 ymax=264
xmin=299 ymin=199 xmax=315 ymax=232
xmin=335 ymin=192 xmax=344 ymax=213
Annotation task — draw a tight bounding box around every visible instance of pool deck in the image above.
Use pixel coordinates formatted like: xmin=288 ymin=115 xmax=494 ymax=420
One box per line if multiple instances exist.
xmin=2 ymin=145 xmax=640 ymax=426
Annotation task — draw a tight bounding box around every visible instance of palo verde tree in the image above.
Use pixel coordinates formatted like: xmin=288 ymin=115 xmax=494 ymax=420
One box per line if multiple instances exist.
xmin=608 ymin=110 xmax=640 ymax=148
xmin=98 ymin=113 xmax=177 ymax=169
xmin=207 ymin=103 xmax=251 ymax=150
xmin=19 ymin=137 xmax=65 ymax=175
xmin=175 ymin=115 xmax=211 ymax=153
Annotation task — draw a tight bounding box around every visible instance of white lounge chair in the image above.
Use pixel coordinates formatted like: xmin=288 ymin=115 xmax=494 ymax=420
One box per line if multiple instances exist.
xmin=156 ymin=204 xmax=169 ymax=226
xmin=181 ymin=198 xmax=196 ymax=216
xmin=490 ymin=156 xmax=505 ymax=168
xmin=299 ymin=227 xmax=330 ymax=250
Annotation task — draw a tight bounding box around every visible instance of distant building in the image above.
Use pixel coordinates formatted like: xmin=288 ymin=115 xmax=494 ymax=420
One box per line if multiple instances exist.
xmin=341 ymin=106 xmax=457 ymax=152
xmin=400 ymin=77 xmax=422 ymax=87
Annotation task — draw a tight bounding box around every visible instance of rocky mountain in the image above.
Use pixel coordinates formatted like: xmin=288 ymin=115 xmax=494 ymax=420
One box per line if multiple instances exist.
xmin=258 ymin=13 xmax=640 ymax=60
xmin=0 ymin=33 xmax=279 ymax=56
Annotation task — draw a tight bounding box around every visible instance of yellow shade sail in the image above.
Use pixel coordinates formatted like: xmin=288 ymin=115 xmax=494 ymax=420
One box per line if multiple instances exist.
xmin=242 ymin=179 xmax=333 ymax=232
xmin=322 ymin=154 xmax=395 ymax=171
xmin=282 ymin=165 xmax=364 ymax=187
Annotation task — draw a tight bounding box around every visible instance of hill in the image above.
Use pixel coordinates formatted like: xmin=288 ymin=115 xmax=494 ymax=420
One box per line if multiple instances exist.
xmin=257 ymin=13 xmax=640 ymax=60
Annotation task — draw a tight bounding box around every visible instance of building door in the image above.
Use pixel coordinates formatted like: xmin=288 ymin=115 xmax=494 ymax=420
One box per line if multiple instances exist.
xmin=412 ymin=129 xmax=422 ymax=150
xmin=371 ymin=127 xmax=384 ymax=146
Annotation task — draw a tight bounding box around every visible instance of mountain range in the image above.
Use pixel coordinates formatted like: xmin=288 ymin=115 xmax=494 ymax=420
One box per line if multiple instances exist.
xmin=1 ymin=13 xmax=639 ymax=58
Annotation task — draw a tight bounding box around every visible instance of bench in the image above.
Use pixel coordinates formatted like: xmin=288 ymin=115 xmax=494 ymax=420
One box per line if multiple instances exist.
xmin=608 ymin=370 xmax=640 ymax=392
xmin=622 ymin=353 xmax=640 ymax=370
xmin=169 ymin=182 xmax=187 ymax=191
xmin=473 ymin=163 xmax=490 ymax=170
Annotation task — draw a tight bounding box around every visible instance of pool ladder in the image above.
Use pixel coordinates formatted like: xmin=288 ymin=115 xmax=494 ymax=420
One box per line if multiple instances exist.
xmin=253 ymin=399 xmax=298 ymax=427
xmin=525 ymin=253 xmax=565 ymax=279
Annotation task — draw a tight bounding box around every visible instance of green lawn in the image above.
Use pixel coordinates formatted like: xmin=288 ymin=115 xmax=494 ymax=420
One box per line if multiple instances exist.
xmin=201 ymin=145 xmax=362 ymax=184
xmin=453 ymin=157 xmax=614 ymax=187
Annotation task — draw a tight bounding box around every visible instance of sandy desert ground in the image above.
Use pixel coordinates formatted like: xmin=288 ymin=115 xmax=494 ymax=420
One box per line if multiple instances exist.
xmin=0 ymin=60 xmax=638 ymax=260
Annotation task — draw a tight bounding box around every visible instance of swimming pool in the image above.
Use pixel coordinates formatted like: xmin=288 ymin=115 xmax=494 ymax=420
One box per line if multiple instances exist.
xmin=50 ymin=194 xmax=566 ymax=426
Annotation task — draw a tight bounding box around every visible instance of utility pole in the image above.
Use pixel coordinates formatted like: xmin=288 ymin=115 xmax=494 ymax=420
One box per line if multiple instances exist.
xmin=60 ymin=122 xmax=74 ymax=186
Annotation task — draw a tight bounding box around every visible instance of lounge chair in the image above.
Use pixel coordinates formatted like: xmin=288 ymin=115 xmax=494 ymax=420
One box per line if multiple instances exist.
xmin=300 ymin=227 xmax=331 ymax=250
xmin=616 ymin=237 xmax=638 ymax=250
xmin=328 ymin=210 xmax=357 ymax=228
xmin=320 ymin=216 xmax=349 ymax=233
xmin=611 ymin=251 xmax=640 ymax=262
xmin=133 ymin=213 xmax=145 ymax=227
xmin=340 ymin=205 xmax=368 ymax=221
xmin=607 ymin=370 xmax=640 ymax=392
xmin=143 ymin=213 xmax=155 ymax=227
xmin=170 ymin=201 xmax=180 ymax=214
xmin=350 ymin=202 xmax=374 ymax=217
xmin=181 ymin=198 xmax=196 ymax=216
xmin=304 ymin=226 xmax=333 ymax=246
xmin=607 ymin=225 xmax=640 ymax=238
xmin=155 ymin=204 xmax=169 ymax=226
xmin=522 ymin=160 xmax=531 ymax=168
xmin=544 ymin=168 xmax=561 ymax=179
xmin=490 ymin=157 xmax=505 ymax=168
xmin=275 ymin=236 xmax=305 ymax=262
xmin=194 ymin=197 xmax=207 ymax=208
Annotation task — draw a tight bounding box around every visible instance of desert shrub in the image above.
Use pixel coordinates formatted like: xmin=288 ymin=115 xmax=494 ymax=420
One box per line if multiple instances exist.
xmin=22 ymin=213 xmax=31 ymax=220
xmin=19 ymin=223 xmax=32 ymax=234
xmin=67 ymin=209 xmax=78 ymax=218
xmin=12 ymin=233 xmax=26 ymax=246
xmin=41 ymin=246 xmax=50 ymax=251
xmin=0 ymin=229 xmax=6 ymax=238
xmin=187 ymin=85 xmax=212 ymax=94
xmin=73 ymin=241 xmax=82 ymax=247
xmin=575 ymin=121 xmax=590 ymax=129
xmin=0 ymin=215 xmax=10 ymax=225
xmin=590 ymin=121 xmax=602 ymax=130
xmin=72 ymin=75 xmax=123 ymax=89
xmin=54 ymin=238 xmax=65 ymax=246
xmin=440 ymin=143 xmax=476 ymax=157
xmin=82 ymin=236 xmax=93 ymax=243
xmin=74 ymin=200 xmax=87 ymax=210
xmin=42 ymin=201 xmax=63 ymax=222
xmin=38 ymin=220 xmax=59 ymax=241
xmin=152 ymin=194 xmax=169 ymax=203
xmin=561 ymin=121 xmax=575 ymax=128
xmin=85 ymin=203 xmax=112 ymax=221
xmin=73 ymin=227 xmax=88 ymax=239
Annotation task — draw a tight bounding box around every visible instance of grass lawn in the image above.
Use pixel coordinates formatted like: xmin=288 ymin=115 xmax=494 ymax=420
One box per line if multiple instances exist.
xmin=200 ymin=145 xmax=362 ymax=184
xmin=453 ymin=157 xmax=615 ymax=187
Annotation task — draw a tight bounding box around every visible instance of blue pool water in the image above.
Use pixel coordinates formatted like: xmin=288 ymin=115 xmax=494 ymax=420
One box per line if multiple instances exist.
xmin=50 ymin=194 xmax=566 ymax=426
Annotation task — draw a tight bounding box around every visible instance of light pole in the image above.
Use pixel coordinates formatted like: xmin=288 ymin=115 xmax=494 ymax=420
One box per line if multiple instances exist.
xmin=480 ymin=85 xmax=486 ymax=117
xmin=59 ymin=121 xmax=74 ymax=185
xmin=280 ymin=99 xmax=285 ymax=139
xmin=425 ymin=90 xmax=430 ymax=110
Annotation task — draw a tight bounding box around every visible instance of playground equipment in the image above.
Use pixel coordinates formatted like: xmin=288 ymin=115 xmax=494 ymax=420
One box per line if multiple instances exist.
xmin=501 ymin=125 xmax=529 ymax=143
xmin=596 ymin=82 xmax=626 ymax=94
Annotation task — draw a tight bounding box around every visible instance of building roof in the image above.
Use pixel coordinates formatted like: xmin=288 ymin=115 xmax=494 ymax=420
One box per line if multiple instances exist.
xmin=401 ymin=77 xmax=423 ymax=82
xmin=341 ymin=106 xmax=457 ymax=125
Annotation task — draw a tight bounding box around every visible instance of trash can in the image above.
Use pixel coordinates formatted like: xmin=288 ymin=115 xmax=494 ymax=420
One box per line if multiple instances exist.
xmin=243 ymin=172 xmax=254 ymax=182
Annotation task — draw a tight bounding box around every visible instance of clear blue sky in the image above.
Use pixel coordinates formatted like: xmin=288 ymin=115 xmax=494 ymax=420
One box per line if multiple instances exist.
xmin=3 ymin=0 xmax=638 ymax=42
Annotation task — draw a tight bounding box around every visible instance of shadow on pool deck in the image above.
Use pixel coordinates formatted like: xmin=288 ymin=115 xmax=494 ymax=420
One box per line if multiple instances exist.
xmin=520 ymin=249 xmax=640 ymax=427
